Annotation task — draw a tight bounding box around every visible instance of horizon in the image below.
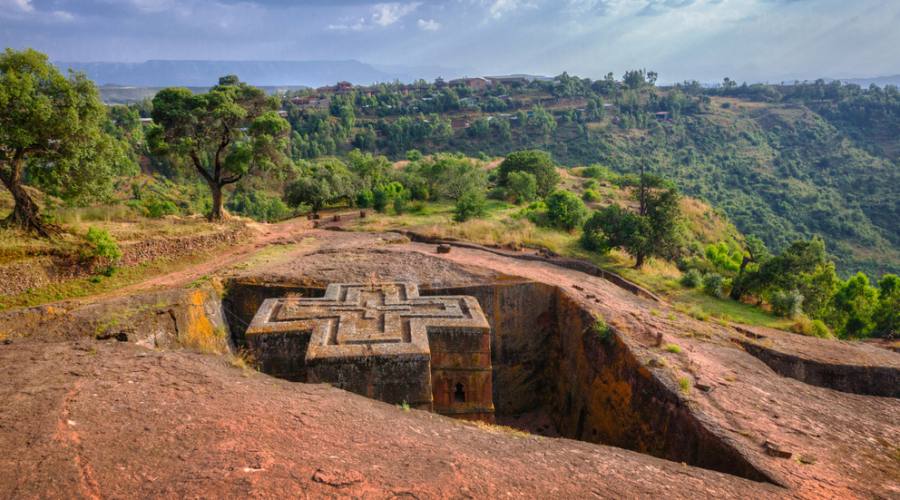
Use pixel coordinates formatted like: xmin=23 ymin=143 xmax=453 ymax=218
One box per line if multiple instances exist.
xmin=2 ymin=0 xmax=898 ymax=84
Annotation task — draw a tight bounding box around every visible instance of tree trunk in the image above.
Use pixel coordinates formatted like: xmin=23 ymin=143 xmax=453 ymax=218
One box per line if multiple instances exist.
xmin=209 ymin=183 xmax=225 ymax=222
xmin=634 ymin=252 xmax=645 ymax=269
xmin=0 ymin=157 xmax=51 ymax=237
xmin=729 ymin=256 xmax=751 ymax=300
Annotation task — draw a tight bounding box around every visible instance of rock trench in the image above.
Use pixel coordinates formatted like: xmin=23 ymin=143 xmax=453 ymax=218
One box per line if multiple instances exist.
xmin=223 ymin=278 xmax=776 ymax=484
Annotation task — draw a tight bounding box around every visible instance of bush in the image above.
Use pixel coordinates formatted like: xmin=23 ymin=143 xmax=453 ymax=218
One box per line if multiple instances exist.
xmin=506 ymin=171 xmax=538 ymax=204
xmin=583 ymin=179 xmax=599 ymax=190
xmin=545 ymin=190 xmax=587 ymax=230
xmin=226 ymin=190 xmax=290 ymax=222
xmin=356 ymin=189 xmax=374 ymax=208
xmin=143 ymin=197 xmax=179 ymax=218
xmin=85 ymin=227 xmax=122 ymax=276
xmin=372 ymin=188 xmax=389 ymax=213
xmin=811 ymin=319 xmax=832 ymax=338
xmin=393 ymin=194 xmax=408 ymax=215
xmin=453 ymin=189 xmax=487 ymax=222
xmin=702 ymin=273 xmax=725 ymax=298
xmin=771 ymin=289 xmax=804 ymax=318
xmin=582 ymin=189 xmax=601 ymax=202
xmin=498 ymin=150 xmax=560 ymax=197
xmin=406 ymin=149 xmax=423 ymax=161
xmin=680 ymin=268 xmax=703 ymax=288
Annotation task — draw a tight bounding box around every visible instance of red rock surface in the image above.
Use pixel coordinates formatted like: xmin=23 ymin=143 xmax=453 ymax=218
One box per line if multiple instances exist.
xmin=0 ymin=340 xmax=783 ymax=499
xmin=1 ymin=228 xmax=898 ymax=498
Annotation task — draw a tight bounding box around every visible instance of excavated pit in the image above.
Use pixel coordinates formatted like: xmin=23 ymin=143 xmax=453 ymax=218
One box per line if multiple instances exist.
xmin=224 ymin=279 xmax=773 ymax=484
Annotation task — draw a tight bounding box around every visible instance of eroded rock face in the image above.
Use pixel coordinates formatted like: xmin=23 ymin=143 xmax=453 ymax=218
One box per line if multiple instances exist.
xmin=244 ymin=282 xmax=494 ymax=421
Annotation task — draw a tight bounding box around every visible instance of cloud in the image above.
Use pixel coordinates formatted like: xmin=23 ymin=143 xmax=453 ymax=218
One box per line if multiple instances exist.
xmin=328 ymin=2 xmax=420 ymax=31
xmin=371 ymin=2 xmax=420 ymax=26
xmin=417 ymin=18 xmax=440 ymax=30
xmin=0 ymin=0 xmax=33 ymax=14
xmin=484 ymin=0 xmax=535 ymax=18
xmin=638 ymin=0 xmax=697 ymax=16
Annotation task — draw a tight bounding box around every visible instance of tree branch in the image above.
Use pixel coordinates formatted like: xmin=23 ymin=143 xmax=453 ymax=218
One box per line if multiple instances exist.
xmin=221 ymin=173 xmax=243 ymax=186
xmin=190 ymin=151 xmax=214 ymax=185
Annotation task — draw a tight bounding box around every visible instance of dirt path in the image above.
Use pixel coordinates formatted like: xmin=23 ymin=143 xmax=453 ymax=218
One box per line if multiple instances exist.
xmin=86 ymin=217 xmax=316 ymax=302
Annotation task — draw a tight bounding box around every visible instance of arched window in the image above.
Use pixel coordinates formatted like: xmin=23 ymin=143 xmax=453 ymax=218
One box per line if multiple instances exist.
xmin=454 ymin=382 xmax=466 ymax=403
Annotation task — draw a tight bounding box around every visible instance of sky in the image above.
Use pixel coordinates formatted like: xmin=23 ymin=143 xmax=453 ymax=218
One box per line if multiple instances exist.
xmin=1 ymin=0 xmax=898 ymax=83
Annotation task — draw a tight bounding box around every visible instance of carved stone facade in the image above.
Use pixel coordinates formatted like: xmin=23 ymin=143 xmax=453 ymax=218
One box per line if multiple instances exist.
xmin=245 ymin=282 xmax=494 ymax=421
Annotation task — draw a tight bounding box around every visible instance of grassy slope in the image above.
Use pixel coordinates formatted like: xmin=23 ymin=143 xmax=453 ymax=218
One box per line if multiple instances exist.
xmin=371 ymin=95 xmax=898 ymax=278
xmin=353 ymin=170 xmax=793 ymax=330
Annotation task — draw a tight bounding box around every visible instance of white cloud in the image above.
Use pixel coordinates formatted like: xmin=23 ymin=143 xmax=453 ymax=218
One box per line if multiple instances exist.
xmin=486 ymin=0 xmax=530 ymax=18
xmin=329 ymin=2 xmax=421 ymax=31
xmin=372 ymin=2 xmax=421 ymax=27
xmin=1 ymin=0 xmax=33 ymax=13
xmin=417 ymin=18 xmax=441 ymax=31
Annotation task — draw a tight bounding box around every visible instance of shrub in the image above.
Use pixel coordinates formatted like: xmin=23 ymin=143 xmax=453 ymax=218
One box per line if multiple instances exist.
xmin=226 ymin=190 xmax=290 ymax=222
xmin=498 ymin=150 xmax=560 ymax=197
xmin=506 ymin=171 xmax=538 ymax=204
xmin=811 ymin=319 xmax=832 ymax=338
xmin=454 ymin=189 xmax=487 ymax=222
xmin=406 ymin=149 xmax=423 ymax=161
xmin=678 ymin=377 xmax=691 ymax=394
xmin=143 ymin=197 xmax=180 ymax=218
xmin=583 ymin=179 xmax=599 ymax=190
xmin=594 ymin=318 xmax=612 ymax=343
xmin=582 ymin=189 xmax=601 ymax=202
xmin=702 ymin=273 xmax=725 ymax=298
xmin=771 ymin=289 xmax=804 ymax=318
xmin=356 ymin=189 xmax=374 ymax=208
xmin=372 ymin=188 xmax=389 ymax=213
xmin=393 ymin=194 xmax=408 ymax=215
xmin=664 ymin=343 xmax=681 ymax=353
xmin=545 ymin=190 xmax=587 ymax=230
xmin=680 ymin=268 xmax=703 ymax=289
xmin=85 ymin=227 xmax=122 ymax=276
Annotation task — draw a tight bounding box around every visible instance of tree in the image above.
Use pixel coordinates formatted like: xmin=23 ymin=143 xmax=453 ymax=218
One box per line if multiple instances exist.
xmin=506 ymin=171 xmax=537 ymax=204
xmin=0 ymin=48 xmax=123 ymax=236
xmin=581 ymin=204 xmax=651 ymax=258
xmin=413 ymin=154 xmax=486 ymax=201
xmin=581 ymin=187 xmax=682 ymax=268
xmin=639 ymin=188 xmax=682 ymax=267
xmin=498 ymin=150 xmax=560 ymax=197
xmin=546 ymin=190 xmax=587 ymax=230
xmin=734 ymin=237 xmax=830 ymax=306
xmin=453 ymin=188 xmax=487 ymax=222
xmin=148 ymin=75 xmax=290 ymax=221
xmin=872 ymin=274 xmax=899 ymax=338
xmin=623 ymin=69 xmax=648 ymax=90
xmin=729 ymin=235 xmax=769 ymax=300
xmin=284 ymin=158 xmax=355 ymax=213
xmin=829 ymin=272 xmax=879 ymax=338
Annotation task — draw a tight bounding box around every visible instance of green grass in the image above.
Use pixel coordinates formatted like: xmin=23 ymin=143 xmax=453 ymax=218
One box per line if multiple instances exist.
xmin=0 ymin=250 xmax=220 ymax=311
xmin=678 ymin=376 xmax=691 ymax=394
xmin=664 ymin=343 xmax=682 ymax=354
xmin=353 ymin=198 xmax=792 ymax=331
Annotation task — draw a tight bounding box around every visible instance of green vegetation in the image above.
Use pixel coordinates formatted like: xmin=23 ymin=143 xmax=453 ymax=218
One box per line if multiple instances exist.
xmin=148 ymin=75 xmax=291 ymax=220
xmin=545 ymin=190 xmax=587 ymax=231
xmin=593 ymin=318 xmax=612 ymax=343
xmin=84 ymin=227 xmax=122 ymax=276
xmin=0 ymin=48 xmax=897 ymax=342
xmin=0 ymin=48 xmax=136 ymax=236
xmin=664 ymin=343 xmax=681 ymax=354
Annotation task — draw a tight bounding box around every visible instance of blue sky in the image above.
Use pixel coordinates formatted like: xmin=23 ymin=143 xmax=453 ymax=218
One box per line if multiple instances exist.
xmin=1 ymin=0 xmax=898 ymax=82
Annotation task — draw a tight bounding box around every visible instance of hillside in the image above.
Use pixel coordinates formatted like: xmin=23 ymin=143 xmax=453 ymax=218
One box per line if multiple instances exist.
xmin=278 ymin=78 xmax=898 ymax=277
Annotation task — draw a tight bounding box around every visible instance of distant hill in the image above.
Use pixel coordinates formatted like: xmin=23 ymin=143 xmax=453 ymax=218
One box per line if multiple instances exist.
xmin=56 ymin=60 xmax=460 ymax=88
xmin=838 ymin=75 xmax=900 ymax=87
